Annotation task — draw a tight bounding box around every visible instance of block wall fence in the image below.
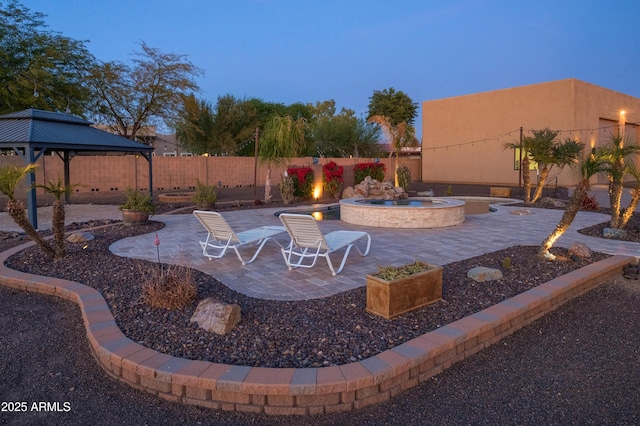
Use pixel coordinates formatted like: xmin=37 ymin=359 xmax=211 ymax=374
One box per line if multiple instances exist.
xmin=0 ymin=155 xmax=421 ymax=196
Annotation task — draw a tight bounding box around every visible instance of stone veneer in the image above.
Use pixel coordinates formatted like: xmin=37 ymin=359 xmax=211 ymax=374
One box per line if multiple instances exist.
xmin=340 ymin=197 xmax=466 ymax=228
xmin=0 ymin=241 xmax=631 ymax=415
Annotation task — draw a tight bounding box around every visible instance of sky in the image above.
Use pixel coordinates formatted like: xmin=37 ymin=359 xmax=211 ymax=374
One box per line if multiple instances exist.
xmin=22 ymin=0 xmax=640 ymax=138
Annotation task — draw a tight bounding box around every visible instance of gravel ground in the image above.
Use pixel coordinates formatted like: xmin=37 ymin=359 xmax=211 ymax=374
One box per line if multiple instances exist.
xmin=3 ymin=223 xmax=611 ymax=368
xmin=1 ymin=275 xmax=637 ymax=425
xmin=1 ymin=184 xmax=639 ymax=424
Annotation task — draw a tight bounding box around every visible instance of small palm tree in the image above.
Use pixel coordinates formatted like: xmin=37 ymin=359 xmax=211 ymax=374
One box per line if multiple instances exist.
xmin=0 ymin=164 xmax=55 ymax=258
xmin=539 ymin=155 xmax=604 ymax=258
xmin=258 ymin=115 xmax=306 ymax=202
xmin=368 ymin=115 xmax=415 ymax=187
xmin=34 ymin=178 xmax=78 ymax=259
xmin=596 ymin=132 xmax=640 ymax=229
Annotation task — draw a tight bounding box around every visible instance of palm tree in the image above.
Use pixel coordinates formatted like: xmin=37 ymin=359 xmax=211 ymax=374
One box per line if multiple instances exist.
xmin=539 ymin=155 xmax=604 ymax=258
xmin=35 ymin=178 xmax=77 ymax=259
xmin=531 ymin=138 xmax=584 ymax=203
xmin=368 ymin=115 xmax=415 ymax=187
xmin=596 ymin=132 xmax=640 ymax=229
xmin=0 ymin=164 xmax=55 ymax=258
xmin=258 ymin=115 xmax=306 ymax=202
xmin=618 ymin=166 xmax=640 ymax=229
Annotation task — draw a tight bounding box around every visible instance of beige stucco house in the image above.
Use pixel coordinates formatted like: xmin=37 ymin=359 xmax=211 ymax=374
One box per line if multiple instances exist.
xmin=421 ymin=78 xmax=640 ymax=187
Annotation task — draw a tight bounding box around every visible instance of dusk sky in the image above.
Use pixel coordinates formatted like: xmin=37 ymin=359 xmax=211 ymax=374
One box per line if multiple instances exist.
xmin=24 ymin=0 xmax=640 ymax=137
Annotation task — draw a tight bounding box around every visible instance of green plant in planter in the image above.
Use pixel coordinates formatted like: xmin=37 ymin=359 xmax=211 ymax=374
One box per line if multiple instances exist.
xmin=120 ymin=188 xmax=157 ymax=214
xmin=192 ymin=180 xmax=217 ymax=209
xmin=373 ymin=260 xmax=433 ymax=281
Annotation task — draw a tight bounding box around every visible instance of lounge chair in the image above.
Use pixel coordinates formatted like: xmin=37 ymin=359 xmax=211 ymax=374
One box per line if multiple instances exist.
xmin=278 ymin=213 xmax=371 ymax=276
xmin=193 ymin=210 xmax=285 ymax=265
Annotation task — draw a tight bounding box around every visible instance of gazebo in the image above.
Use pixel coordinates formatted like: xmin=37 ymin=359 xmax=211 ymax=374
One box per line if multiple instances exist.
xmin=0 ymin=109 xmax=154 ymax=229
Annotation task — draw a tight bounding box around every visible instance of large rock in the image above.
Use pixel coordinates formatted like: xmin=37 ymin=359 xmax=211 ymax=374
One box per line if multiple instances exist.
xmin=467 ymin=266 xmax=504 ymax=282
xmin=67 ymin=232 xmax=95 ymax=243
xmin=568 ymin=242 xmax=592 ymax=259
xmin=341 ymin=186 xmax=356 ymax=199
xmin=190 ymin=298 xmax=241 ymax=335
xmin=603 ymin=227 xmax=627 ymax=239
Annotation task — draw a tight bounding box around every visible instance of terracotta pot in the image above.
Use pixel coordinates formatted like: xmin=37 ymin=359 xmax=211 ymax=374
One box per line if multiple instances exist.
xmin=366 ymin=264 xmax=443 ymax=319
xmin=121 ymin=209 xmax=150 ymax=226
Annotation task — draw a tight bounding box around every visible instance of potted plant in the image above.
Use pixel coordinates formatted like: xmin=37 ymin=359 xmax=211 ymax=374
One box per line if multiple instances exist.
xmin=192 ymin=180 xmax=217 ymax=210
xmin=366 ymin=260 xmax=442 ymax=319
xmin=120 ymin=188 xmax=156 ymax=226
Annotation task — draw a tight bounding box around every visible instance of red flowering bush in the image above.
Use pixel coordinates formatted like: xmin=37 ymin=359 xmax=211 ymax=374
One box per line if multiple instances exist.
xmin=322 ymin=161 xmax=344 ymax=199
xmin=353 ymin=162 xmax=386 ymax=185
xmin=286 ymin=166 xmax=314 ymax=199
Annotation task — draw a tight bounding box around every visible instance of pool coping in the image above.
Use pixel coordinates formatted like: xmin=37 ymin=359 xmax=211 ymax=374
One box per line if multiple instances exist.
xmin=0 ymin=240 xmax=632 ymax=415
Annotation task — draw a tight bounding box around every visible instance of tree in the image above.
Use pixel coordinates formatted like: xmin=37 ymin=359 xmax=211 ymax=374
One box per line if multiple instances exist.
xmin=89 ymin=42 xmax=201 ymax=142
xmin=309 ymin=100 xmax=382 ymax=158
xmin=367 ymin=88 xmax=418 ymax=185
xmin=174 ymin=94 xmax=215 ymax=155
xmin=0 ymin=164 xmax=55 ymax=258
xmin=596 ymin=132 xmax=640 ymax=229
xmin=258 ymin=115 xmax=306 ymax=202
xmin=367 ymin=88 xmax=418 ymax=126
xmin=368 ymin=115 xmax=416 ymax=186
xmin=0 ymin=0 xmax=95 ymax=115
xmin=539 ymin=155 xmax=604 ymax=258
xmin=210 ymin=94 xmax=258 ymax=155
xmin=526 ymin=129 xmax=584 ymax=203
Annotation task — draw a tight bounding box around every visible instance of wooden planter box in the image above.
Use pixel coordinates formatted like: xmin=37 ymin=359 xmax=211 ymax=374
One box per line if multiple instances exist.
xmin=366 ymin=264 xmax=443 ymax=319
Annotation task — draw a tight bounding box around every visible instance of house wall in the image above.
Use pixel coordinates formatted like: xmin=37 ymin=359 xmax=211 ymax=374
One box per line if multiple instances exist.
xmin=0 ymin=155 xmax=421 ymax=197
xmin=421 ymin=78 xmax=640 ymax=187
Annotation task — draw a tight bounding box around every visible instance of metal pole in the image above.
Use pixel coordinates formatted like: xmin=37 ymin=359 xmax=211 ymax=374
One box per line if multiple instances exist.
xmin=518 ymin=126 xmax=523 ymax=190
xmin=253 ymin=127 xmax=259 ymax=197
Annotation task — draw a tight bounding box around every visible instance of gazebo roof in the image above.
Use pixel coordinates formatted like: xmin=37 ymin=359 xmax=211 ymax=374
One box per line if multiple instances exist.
xmin=0 ymin=108 xmax=153 ymax=153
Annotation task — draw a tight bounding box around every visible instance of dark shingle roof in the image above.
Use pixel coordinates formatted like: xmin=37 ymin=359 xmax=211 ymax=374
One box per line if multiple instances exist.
xmin=0 ymin=109 xmax=153 ymax=153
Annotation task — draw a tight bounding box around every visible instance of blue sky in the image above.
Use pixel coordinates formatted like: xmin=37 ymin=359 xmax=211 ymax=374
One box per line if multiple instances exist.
xmin=24 ymin=0 xmax=640 ymax=138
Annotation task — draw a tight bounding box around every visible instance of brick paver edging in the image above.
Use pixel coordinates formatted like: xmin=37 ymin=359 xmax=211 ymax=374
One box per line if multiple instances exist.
xmin=0 ymin=241 xmax=633 ymax=415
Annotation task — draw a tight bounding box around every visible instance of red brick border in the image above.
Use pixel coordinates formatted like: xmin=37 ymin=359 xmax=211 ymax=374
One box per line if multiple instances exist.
xmin=0 ymin=242 xmax=632 ymax=415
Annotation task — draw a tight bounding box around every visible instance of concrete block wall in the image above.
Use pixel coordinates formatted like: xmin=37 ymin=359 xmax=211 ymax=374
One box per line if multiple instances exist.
xmin=0 ymin=155 xmax=421 ymax=196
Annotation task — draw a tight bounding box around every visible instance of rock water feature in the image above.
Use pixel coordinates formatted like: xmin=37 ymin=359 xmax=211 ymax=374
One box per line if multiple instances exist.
xmin=340 ymin=177 xmax=466 ymax=229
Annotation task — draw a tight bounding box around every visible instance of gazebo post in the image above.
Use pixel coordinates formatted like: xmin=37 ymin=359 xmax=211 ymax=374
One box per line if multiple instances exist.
xmin=63 ymin=151 xmax=71 ymax=204
xmin=26 ymin=146 xmax=38 ymax=229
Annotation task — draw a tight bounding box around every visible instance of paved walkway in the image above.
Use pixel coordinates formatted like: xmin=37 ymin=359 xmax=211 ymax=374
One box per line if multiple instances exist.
xmin=109 ymin=199 xmax=640 ymax=300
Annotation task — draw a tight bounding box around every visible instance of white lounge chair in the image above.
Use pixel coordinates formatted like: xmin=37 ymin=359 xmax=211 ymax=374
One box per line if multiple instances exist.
xmin=278 ymin=213 xmax=371 ymax=276
xmin=193 ymin=210 xmax=285 ymax=265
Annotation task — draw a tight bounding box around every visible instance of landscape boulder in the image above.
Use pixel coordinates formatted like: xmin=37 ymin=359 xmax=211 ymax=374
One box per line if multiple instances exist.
xmin=67 ymin=232 xmax=95 ymax=243
xmin=568 ymin=242 xmax=592 ymax=259
xmin=190 ymin=298 xmax=241 ymax=335
xmin=467 ymin=266 xmax=504 ymax=282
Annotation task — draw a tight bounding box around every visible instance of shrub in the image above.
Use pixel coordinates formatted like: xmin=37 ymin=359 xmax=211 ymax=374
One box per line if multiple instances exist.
xmin=581 ymin=194 xmax=599 ymax=210
xmin=287 ymin=166 xmax=314 ymax=199
xmin=354 ymin=162 xmax=386 ymax=185
xmin=322 ymin=161 xmax=344 ymax=199
xmin=141 ymin=264 xmax=197 ymax=310
xmin=396 ymin=165 xmax=411 ymax=190
xmin=120 ymin=188 xmax=156 ymax=214
xmin=192 ymin=180 xmax=217 ymax=208
xmin=373 ymin=261 xmax=433 ymax=281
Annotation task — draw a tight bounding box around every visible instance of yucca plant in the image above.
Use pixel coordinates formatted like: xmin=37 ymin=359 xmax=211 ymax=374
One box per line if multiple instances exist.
xmin=539 ymin=155 xmax=604 ymax=258
xmin=0 ymin=164 xmax=55 ymax=258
